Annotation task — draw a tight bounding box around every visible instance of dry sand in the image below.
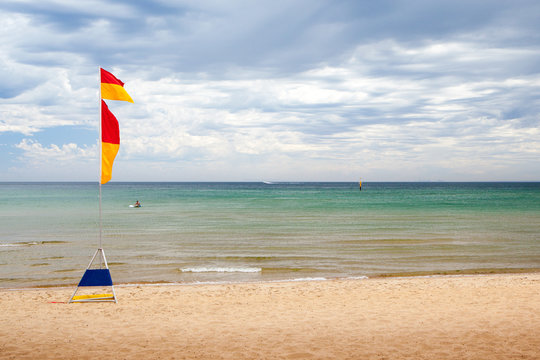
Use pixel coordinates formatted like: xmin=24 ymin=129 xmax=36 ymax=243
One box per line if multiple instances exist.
xmin=1 ymin=273 xmax=539 ymax=359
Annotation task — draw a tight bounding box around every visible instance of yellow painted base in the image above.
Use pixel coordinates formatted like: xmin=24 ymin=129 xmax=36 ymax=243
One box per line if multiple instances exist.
xmin=72 ymin=294 xmax=114 ymax=300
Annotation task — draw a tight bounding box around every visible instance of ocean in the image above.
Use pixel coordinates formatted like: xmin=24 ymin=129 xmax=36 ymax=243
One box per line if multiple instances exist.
xmin=1 ymin=182 xmax=539 ymax=288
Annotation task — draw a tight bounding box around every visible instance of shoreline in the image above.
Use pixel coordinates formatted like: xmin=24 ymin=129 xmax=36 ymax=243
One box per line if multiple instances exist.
xmin=3 ymin=267 xmax=540 ymax=291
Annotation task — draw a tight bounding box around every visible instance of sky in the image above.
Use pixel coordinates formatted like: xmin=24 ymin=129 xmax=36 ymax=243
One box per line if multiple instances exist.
xmin=1 ymin=0 xmax=539 ymax=182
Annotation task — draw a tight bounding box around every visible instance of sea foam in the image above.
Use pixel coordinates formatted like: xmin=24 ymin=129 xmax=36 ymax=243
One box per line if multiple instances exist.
xmin=180 ymin=267 xmax=262 ymax=273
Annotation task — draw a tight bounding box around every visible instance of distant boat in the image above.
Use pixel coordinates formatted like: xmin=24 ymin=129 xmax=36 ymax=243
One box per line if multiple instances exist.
xmin=359 ymin=179 xmax=362 ymax=191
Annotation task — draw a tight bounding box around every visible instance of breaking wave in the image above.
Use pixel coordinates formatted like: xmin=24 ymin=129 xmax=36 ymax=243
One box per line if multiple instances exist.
xmin=180 ymin=267 xmax=262 ymax=273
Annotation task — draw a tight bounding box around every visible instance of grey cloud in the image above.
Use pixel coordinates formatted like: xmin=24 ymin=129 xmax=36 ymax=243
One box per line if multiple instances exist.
xmin=3 ymin=0 xmax=540 ymax=74
xmin=1 ymin=0 xmax=540 ymax=180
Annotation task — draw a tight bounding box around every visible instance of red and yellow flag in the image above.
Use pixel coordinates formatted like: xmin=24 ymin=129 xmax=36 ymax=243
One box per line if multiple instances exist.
xmin=101 ymin=68 xmax=134 ymax=103
xmin=101 ymin=100 xmax=120 ymax=184
xmin=100 ymin=68 xmax=133 ymax=184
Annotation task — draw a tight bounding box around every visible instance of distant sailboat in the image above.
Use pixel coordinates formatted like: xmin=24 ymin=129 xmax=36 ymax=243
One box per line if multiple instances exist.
xmin=359 ymin=179 xmax=362 ymax=191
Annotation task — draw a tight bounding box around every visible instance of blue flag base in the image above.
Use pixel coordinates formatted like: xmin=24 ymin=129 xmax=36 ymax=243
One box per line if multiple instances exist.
xmin=78 ymin=269 xmax=114 ymax=287
xmin=69 ymin=248 xmax=117 ymax=303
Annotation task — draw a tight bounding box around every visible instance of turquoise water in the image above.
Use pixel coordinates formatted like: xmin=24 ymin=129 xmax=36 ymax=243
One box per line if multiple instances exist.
xmin=1 ymin=182 xmax=539 ymax=287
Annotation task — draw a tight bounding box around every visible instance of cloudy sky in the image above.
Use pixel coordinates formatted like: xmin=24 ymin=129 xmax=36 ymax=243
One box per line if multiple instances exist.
xmin=1 ymin=0 xmax=539 ymax=182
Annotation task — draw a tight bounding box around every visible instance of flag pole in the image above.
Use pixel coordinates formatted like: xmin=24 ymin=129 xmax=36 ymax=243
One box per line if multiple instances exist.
xmin=98 ymin=67 xmax=103 ymax=255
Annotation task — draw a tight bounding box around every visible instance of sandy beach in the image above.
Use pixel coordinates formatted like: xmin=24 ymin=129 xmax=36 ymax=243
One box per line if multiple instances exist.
xmin=1 ymin=273 xmax=539 ymax=359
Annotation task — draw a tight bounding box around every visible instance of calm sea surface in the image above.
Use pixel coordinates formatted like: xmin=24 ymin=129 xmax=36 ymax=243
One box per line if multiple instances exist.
xmin=1 ymin=182 xmax=539 ymax=287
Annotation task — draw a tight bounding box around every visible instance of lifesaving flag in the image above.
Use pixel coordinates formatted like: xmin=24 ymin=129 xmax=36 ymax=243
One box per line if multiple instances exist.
xmin=99 ymin=68 xmax=133 ymax=184
xmin=101 ymin=100 xmax=120 ymax=184
xmin=100 ymin=68 xmax=134 ymax=103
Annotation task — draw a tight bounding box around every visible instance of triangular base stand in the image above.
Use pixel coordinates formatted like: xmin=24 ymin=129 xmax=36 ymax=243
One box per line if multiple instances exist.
xmin=69 ymin=248 xmax=117 ymax=303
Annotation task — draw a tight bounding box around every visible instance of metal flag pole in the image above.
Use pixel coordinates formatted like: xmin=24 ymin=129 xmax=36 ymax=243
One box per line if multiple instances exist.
xmin=98 ymin=67 xmax=103 ymax=265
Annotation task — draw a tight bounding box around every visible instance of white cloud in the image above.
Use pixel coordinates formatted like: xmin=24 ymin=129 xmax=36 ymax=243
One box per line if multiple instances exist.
xmin=15 ymin=138 xmax=95 ymax=162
